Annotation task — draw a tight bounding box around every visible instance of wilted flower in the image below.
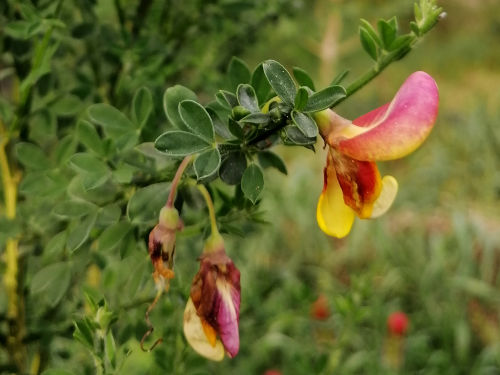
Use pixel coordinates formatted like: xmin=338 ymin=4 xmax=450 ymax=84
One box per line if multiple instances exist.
xmin=183 ymin=235 xmax=241 ymax=361
xmin=314 ymin=71 xmax=439 ymax=237
xmin=387 ymin=311 xmax=409 ymax=336
xmin=148 ymin=206 xmax=182 ymax=288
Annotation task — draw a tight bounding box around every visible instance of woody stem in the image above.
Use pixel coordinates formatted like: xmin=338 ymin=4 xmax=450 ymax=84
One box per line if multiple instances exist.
xmin=166 ymin=156 xmax=193 ymax=208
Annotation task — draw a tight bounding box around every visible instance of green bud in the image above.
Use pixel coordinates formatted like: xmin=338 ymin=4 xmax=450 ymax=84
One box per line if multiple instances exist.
xmin=159 ymin=206 xmax=180 ymax=230
xmin=232 ymin=105 xmax=251 ymax=120
xmin=269 ymin=107 xmax=281 ymax=122
xmin=203 ymin=232 xmax=225 ymax=254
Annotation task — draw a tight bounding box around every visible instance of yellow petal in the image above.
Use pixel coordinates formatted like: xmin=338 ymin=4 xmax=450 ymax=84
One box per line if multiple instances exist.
xmin=183 ymin=298 xmax=225 ymax=361
xmin=316 ymin=172 xmax=355 ymax=238
xmin=369 ymin=176 xmax=398 ymax=218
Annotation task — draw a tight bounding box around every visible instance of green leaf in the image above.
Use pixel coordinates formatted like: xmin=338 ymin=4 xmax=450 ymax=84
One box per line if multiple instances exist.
xmin=69 ymin=153 xmax=111 ymax=190
xmin=241 ymin=164 xmax=264 ymax=204
xmin=330 ymin=70 xmax=350 ymax=85
xmin=97 ymin=204 xmax=122 ymax=226
xmin=112 ymin=163 xmax=136 ymax=184
xmin=282 ymin=125 xmax=316 ymax=146
xmin=98 ymin=221 xmax=133 ymax=252
xmin=120 ymin=232 xmax=136 ymax=259
xmin=52 ymin=94 xmax=83 ymax=117
xmin=359 ymin=27 xmax=379 ymax=61
xmin=240 ymin=113 xmax=270 ymax=125
xmin=258 ymin=151 xmax=287 ymax=175
xmin=106 ymin=330 xmax=117 ymax=368
xmin=155 ymin=131 xmax=211 ymax=156
xmin=291 ymin=111 xmax=318 ymax=138
xmin=360 ymin=19 xmax=383 ymax=47
xmin=237 ymin=84 xmax=259 ymax=113
xmin=303 ymin=85 xmax=346 ymax=112
xmin=44 ymin=231 xmax=67 ymax=258
xmin=163 ymin=85 xmax=197 ymax=130
xmin=194 ymin=148 xmax=221 ymax=180
xmin=132 ymin=87 xmax=153 ymax=128
xmin=77 ymin=120 xmax=105 ymax=156
xmin=378 ymin=19 xmax=398 ymax=48
xmin=66 ymin=213 xmax=97 ymax=252
xmin=410 ymin=21 xmax=420 ymax=36
xmin=227 ymin=119 xmax=244 ymax=139
xmin=228 ymin=57 xmax=251 ymax=91
xmin=15 ymin=142 xmax=51 ymax=170
xmin=216 ymin=90 xmax=239 ymax=109
xmin=293 ymin=67 xmax=315 ymax=91
xmin=31 ymin=261 xmax=71 ymax=307
xmin=53 ymin=200 xmax=98 ymax=218
xmin=206 ymin=107 xmax=232 ymax=139
xmin=179 ymin=100 xmax=215 ymax=143
xmin=389 ymin=34 xmax=414 ymax=52
xmin=19 ymin=171 xmax=67 ymax=197
xmin=294 ymin=87 xmax=309 ymax=111
xmin=88 ymin=104 xmax=136 ymax=135
xmin=127 ymin=182 xmax=170 ymax=224
xmin=251 ymin=63 xmax=272 ymax=106
xmin=54 ymin=135 xmax=77 ymax=166
xmin=219 ymin=151 xmax=247 ymax=185
xmin=73 ymin=319 xmax=94 ymax=350
xmin=5 ymin=20 xmax=42 ymax=39
xmin=263 ymin=60 xmax=296 ymax=105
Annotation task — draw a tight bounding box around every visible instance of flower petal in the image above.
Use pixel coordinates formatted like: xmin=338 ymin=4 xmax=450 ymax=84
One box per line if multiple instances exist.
xmin=331 ymin=150 xmax=382 ymax=219
xmin=183 ymin=298 xmax=225 ymax=361
xmin=369 ymin=175 xmax=398 ymax=218
xmin=316 ymin=157 xmax=355 ymax=238
xmin=337 ymin=71 xmax=439 ymax=161
xmin=215 ymin=278 xmax=240 ymax=358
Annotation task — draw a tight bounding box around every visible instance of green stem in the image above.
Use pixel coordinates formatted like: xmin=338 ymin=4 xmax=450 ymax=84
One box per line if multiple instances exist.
xmin=196 ymin=184 xmax=219 ymax=237
xmin=166 ymin=156 xmax=193 ymax=208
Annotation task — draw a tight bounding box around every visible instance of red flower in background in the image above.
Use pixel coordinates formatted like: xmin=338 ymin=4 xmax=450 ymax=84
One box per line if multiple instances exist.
xmin=387 ymin=311 xmax=409 ymax=336
xmin=311 ymin=294 xmax=330 ymax=320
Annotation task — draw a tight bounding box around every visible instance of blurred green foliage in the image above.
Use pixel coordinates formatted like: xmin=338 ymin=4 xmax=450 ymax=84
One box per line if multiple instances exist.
xmin=1 ymin=0 xmax=500 ymax=374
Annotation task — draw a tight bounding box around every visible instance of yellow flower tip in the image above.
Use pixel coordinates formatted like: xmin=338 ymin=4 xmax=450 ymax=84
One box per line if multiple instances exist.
xmin=183 ymin=298 xmax=225 ymax=361
xmin=316 ymin=176 xmax=355 ymax=238
xmin=370 ymin=176 xmax=398 ymax=219
xmin=261 ymin=96 xmax=281 ymax=114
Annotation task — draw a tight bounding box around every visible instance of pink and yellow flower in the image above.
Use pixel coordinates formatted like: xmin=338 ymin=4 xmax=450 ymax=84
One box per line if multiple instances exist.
xmin=314 ymin=71 xmax=439 ymax=238
xmin=183 ymin=237 xmax=241 ymax=361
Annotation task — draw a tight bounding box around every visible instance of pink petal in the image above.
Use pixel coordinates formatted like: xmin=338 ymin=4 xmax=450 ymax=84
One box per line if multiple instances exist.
xmin=215 ymin=278 xmax=240 ymax=357
xmin=338 ymin=71 xmax=439 ymax=161
xmin=352 ymin=103 xmax=390 ymax=128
